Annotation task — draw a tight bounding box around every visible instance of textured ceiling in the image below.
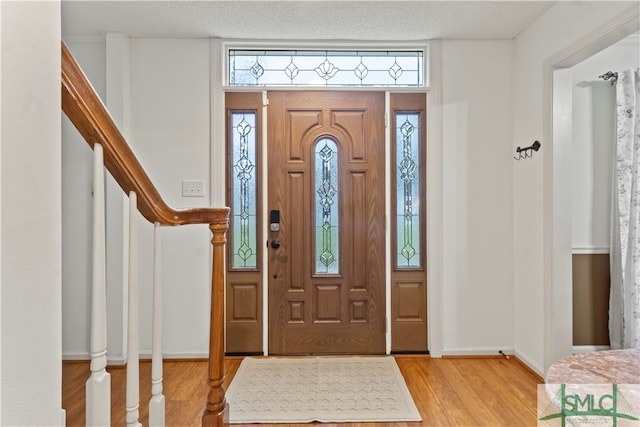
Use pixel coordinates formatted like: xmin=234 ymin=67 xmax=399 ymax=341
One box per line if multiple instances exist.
xmin=62 ymin=1 xmax=556 ymax=41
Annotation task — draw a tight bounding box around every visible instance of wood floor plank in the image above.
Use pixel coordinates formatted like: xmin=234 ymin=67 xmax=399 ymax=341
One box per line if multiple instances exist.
xmin=449 ymin=360 xmax=505 ymax=424
xmin=487 ymin=358 xmax=541 ymax=421
xmin=396 ymin=358 xmax=457 ymax=427
xmin=454 ymin=359 xmax=528 ymax=426
xmin=63 ymin=356 xmax=540 ymax=426
xmin=396 ymin=358 xmax=453 ymax=427
xmin=438 ymin=359 xmax=490 ymax=426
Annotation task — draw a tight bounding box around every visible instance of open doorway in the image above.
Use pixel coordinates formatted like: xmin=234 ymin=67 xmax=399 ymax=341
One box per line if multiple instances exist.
xmin=569 ymin=32 xmax=639 ymax=353
xmin=547 ymin=17 xmax=639 ymax=368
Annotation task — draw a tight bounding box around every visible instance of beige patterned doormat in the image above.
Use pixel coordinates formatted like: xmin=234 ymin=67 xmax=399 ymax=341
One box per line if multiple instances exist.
xmin=225 ymin=356 xmax=422 ymax=423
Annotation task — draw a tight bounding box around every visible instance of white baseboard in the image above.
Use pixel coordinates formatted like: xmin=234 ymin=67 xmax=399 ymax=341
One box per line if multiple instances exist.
xmin=572 ymin=246 xmax=610 ymax=254
xmin=63 ymin=351 xmax=126 ymax=365
xmin=62 ymin=351 xmax=90 ymax=361
xmin=63 ymin=350 xmax=209 ymax=364
xmin=572 ymin=345 xmax=610 ymax=354
xmin=138 ymin=351 xmax=209 ymax=360
xmin=513 ymin=349 xmax=544 ymax=378
xmin=441 ymin=346 xmax=514 ymax=356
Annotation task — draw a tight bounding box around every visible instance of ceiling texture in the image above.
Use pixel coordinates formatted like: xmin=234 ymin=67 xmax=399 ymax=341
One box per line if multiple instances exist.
xmin=62 ymin=1 xmax=557 ymax=41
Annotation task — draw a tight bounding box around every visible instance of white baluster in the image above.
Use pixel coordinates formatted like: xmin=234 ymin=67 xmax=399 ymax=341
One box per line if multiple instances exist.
xmin=149 ymin=222 xmax=165 ymax=426
xmin=86 ymin=143 xmax=111 ymax=426
xmin=126 ymin=191 xmax=141 ymax=427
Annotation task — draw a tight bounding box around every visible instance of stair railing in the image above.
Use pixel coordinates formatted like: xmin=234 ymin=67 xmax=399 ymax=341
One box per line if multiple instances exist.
xmin=61 ymin=40 xmax=229 ymax=427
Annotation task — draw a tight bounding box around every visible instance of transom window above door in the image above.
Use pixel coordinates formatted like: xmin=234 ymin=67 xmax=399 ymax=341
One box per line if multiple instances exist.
xmin=227 ymin=49 xmax=424 ymax=87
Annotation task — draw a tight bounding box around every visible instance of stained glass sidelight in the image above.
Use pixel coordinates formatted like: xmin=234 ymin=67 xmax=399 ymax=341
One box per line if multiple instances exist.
xmin=396 ymin=114 xmax=421 ymax=267
xmin=229 ymin=50 xmax=423 ymax=87
xmin=314 ymin=138 xmax=339 ymax=274
xmin=231 ymin=113 xmax=257 ymax=268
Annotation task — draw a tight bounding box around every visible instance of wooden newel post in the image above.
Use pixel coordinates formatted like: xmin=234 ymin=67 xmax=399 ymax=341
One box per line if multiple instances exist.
xmin=202 ymin=217 xmax=229 ymax=427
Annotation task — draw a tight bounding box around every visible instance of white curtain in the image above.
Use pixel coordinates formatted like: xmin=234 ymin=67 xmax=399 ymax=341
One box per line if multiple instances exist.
xmin=609 ymin=69 xmax=640 ymax=349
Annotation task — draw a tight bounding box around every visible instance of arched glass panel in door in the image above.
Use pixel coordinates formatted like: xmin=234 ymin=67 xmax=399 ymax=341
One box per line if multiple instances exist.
xmin=314 ymin=138 xmax=339 ymax=274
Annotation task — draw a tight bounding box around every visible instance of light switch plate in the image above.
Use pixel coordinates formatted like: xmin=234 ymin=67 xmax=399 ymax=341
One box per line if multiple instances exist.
xmin=182 ymin=179 xmax=205 ymax=197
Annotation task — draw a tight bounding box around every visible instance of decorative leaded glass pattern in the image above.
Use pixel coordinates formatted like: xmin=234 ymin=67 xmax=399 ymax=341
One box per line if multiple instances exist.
xmin=314 ymin=138 xmax=339 ymax=274
xmin=231 ymin=113 xmax=257 ymax=268
xmin=229 ymin=50 xmax=423 ymax=87
xmin=396 ymin=114 xmax=421 ymax=267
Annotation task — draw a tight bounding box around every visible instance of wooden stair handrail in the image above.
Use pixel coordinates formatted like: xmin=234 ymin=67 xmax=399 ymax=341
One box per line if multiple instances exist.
xmin=61 ymin=40 xmax=229 ymax=226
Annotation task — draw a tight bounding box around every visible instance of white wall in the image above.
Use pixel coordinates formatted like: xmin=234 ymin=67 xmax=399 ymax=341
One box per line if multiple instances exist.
xmin=61 ymin=40 xmax=107 ymax=359
xmin=571 ymin=33 xmax=640 ymax=251
xmin=129 ymin=38 xmax=212 ymax=356
xmin=61 ymin=37 xmax=214 ymax=360
xmin=512 ymin=1 xmax=638 ymax=375
xmin=104 ymin=33 xmax=132 ymax=362
xmin=0 ymin=1 xmax=65 ymax=424
xmin=61 ymin=37 xmax=131 ymax=362
xmin=440 ymin=40 xmax=514 ymax=354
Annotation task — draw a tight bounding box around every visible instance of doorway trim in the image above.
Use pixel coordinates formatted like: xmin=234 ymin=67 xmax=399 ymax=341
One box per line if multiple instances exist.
xmin=210 ymin=38 xmax=442 ymax=356
xmin=542 ymin=6 xmax=639 ymax=373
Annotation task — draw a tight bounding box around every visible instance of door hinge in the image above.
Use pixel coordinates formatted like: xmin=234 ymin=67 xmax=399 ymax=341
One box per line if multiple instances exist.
xmin=263 ymin=98 xmax=269 ymax=107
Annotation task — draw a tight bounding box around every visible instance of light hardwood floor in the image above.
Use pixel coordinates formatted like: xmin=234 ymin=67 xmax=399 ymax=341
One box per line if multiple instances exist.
xmin=62 ymin=355 xmax=542 ymax=426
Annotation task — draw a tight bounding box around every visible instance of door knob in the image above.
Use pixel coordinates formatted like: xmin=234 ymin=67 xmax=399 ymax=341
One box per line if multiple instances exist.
xmin=270 ymin=240 xmax=281 ymax=249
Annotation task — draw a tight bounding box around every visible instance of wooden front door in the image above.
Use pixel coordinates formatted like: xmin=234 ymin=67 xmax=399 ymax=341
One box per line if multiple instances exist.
xmin=267 ymin=91 xmax=386 ymax=354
